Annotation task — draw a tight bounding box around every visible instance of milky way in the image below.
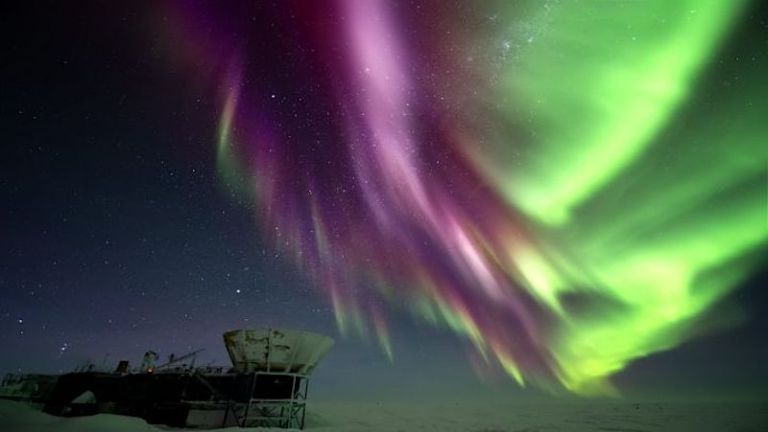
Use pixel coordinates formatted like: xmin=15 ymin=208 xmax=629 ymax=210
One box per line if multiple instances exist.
xmin=167 ymin=0 xmax=767 ymax=394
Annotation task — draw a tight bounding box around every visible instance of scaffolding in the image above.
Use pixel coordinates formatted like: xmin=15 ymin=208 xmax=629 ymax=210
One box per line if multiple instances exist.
xmin=224 ymin=371 xmax=310 ymax=429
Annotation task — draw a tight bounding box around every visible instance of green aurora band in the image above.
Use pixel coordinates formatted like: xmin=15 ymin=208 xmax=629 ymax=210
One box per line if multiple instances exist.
xmin=465 ymin=0 xmax=767 ymax=393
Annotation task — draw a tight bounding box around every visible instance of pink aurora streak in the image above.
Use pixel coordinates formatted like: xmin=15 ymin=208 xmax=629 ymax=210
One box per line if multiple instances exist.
xmin=171 ymin=0 xmax=563 ymax=385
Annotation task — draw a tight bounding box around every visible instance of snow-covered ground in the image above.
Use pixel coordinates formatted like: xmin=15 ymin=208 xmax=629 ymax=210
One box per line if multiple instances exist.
xmin=1 ymin=399 xmax=766 ymax=431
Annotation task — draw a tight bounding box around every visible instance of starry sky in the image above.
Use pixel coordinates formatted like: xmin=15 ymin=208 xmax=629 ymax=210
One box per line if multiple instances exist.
xmin=1 ymin=1 xmax=767 ymax=402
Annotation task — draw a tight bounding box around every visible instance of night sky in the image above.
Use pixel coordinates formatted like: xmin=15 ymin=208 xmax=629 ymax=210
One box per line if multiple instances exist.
xmin=1 ymin=1 xmax=767 ymax=402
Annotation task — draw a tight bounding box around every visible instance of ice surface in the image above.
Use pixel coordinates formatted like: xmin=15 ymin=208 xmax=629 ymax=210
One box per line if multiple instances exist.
xmin=1 ymin=399 xmax=766 ymax=431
